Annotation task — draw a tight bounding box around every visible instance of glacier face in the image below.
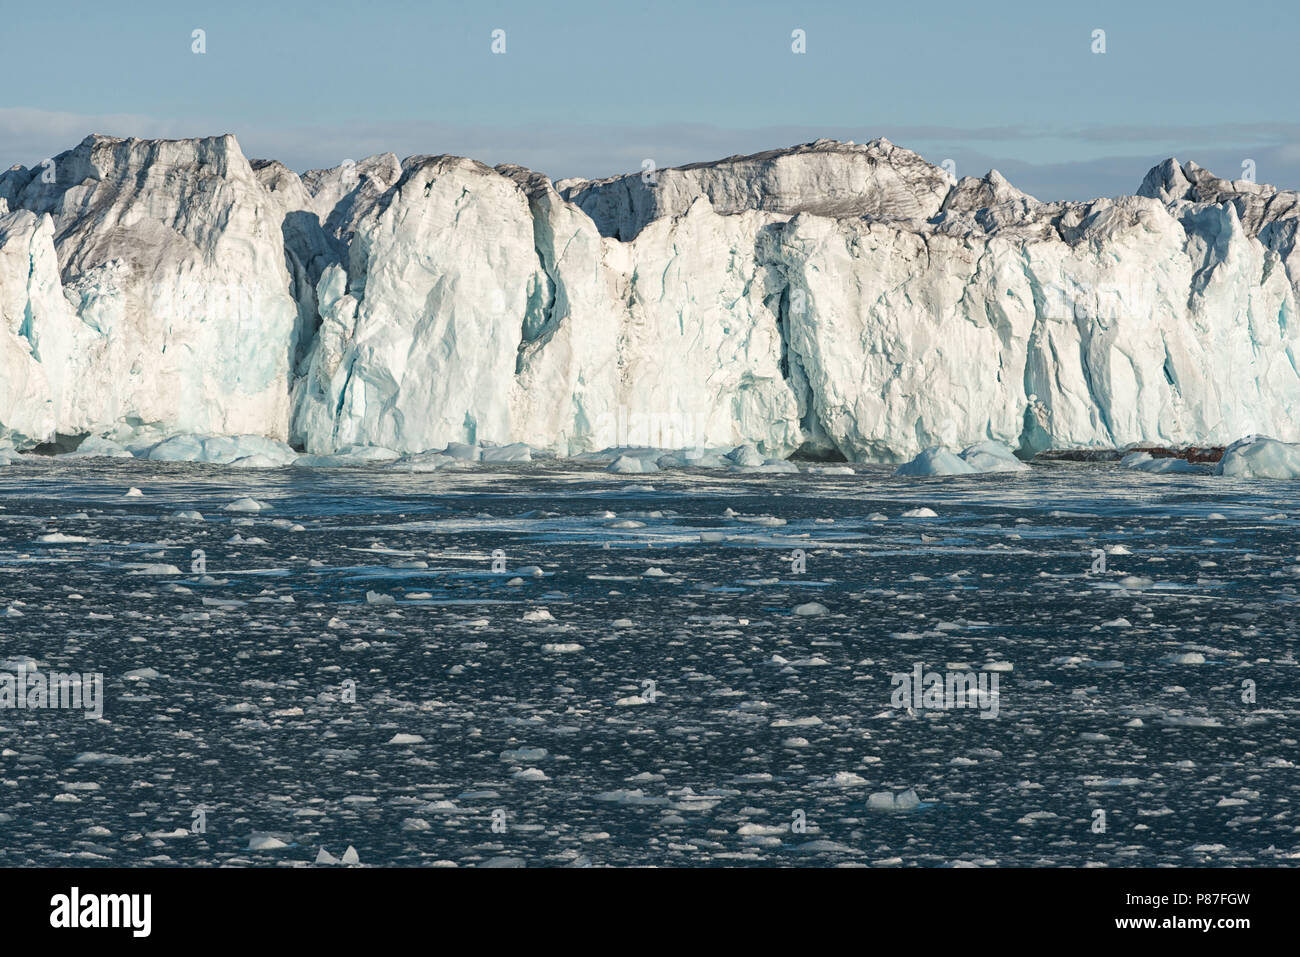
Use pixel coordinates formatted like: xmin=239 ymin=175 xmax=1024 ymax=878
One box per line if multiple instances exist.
xmin=2 ymin=133 xmax=1299 ymax=461
xmin=0 ymin=135 xmax=298 ymax=443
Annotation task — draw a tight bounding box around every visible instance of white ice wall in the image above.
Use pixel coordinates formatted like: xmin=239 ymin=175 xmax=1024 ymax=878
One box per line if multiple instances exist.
xmin=3 ymin=134 xmax=1298 ymax=461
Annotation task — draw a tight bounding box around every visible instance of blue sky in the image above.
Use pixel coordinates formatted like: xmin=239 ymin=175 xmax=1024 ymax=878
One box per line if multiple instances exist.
xmin=3 ymin=0 xmax=1297 ymax=199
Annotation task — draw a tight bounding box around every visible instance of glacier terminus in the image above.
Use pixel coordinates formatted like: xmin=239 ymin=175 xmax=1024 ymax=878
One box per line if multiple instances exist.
xmin=2 ymin=134 xmax=1299 ymax=466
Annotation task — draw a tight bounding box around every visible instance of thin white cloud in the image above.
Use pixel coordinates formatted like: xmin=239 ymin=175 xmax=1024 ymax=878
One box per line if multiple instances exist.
xmin=0 ymin=107 xmax=192 ymax=164
xmin=4 ymin=107 xmax=1298 ymax=202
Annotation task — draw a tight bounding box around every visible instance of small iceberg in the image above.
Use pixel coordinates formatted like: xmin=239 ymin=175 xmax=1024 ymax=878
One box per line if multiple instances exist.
xmin=895 ymin=441 xmax=1027 ymax=477
xmin=1215 ymin=435 xmax=1300 ymax=479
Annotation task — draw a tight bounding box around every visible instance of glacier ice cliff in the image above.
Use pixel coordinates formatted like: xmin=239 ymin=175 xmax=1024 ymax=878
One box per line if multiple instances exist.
xmin=2 ymin=134 xmax=1299 ymax=462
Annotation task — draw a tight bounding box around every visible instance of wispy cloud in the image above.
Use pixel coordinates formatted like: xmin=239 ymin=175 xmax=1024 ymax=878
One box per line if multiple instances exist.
xmin=1059 ymin=122 xmax=1300 ymax=144
xmin=0 ymin=107 xmax=186 ymax=158
xmin=4 ymin=108 xmax=1297 ymax=202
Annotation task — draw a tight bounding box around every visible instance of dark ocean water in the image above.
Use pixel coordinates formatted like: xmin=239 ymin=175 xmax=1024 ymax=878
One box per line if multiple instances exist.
xmin=0 ymin=458 xmax=1296 ymax=866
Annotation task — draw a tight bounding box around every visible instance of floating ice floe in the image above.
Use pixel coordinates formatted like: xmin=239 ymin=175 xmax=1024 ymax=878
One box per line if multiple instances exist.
xmin=793 ymin=602 xmax=828 ymax=616
xmin=745 ymin=458 xmax=800 ymax=474
xmin=593 ymin=444 xmax=800 ymax=473
xmin=726 ymin=444 xmax=766 ymax=468
xmin=900 ymin=506 xmax=938 ymax=518
xmin=61 ymin=436 xmax=133 ymax=459
xmin=247 ymin=834 xmax=291 ymax=851
xmin=72 ymin=752 xmax=142 ymax=766
xmin=607 ymin=453 xmax=659 ymax=474
xmin=792 ymin=840 xmax=865 ymax=856
xmin=500 ymin=747 xmax=547 ymax=762
xmin=140 ymin=433 xmax=298 ymax=466
xmin=1120 ymin=451 xmax=1202 ymax=473
xmin=1017 ymin=811 xmax=1059 ymax=825
xmin=593 ymin=789 xmax=668 ymax=805
xmin=480 ymin=442 xmax=533 ymax=463
xmin=315 ymin=846 xmax=360 ymax=865
xmin=443 ymin=442 xmax=481 ymax=461
xmin=724 ymin=444 xmax=799 ymax=472
xmin=295 ymin=444 xmax=400 ymax=467
xmin=387 ymin=451 xmax=459 ymax=472
xmin=895 ymin=442 xmax=1027 ymax=476
xmin=656 ymin=448 xmax=731 ymax=469
xmin=386 ymin=733 xmax=425 ymax=745
xmin=817 ymin=771 xmax=869 ymax=787
xmin=229 ymin=453 xmax=286 ymax=469
xmin=958 ymin=441 xmax=1030 ymax=473
xmin=542 ymin=642 xmax=583 ymax=653
xmin=131 ymin=563 xmax=182 ymax=575
xmin=1214 ymin=435 xmax=1300 ymax=479
xmin=867 ymin=788 xmax=921 ymax=811
xmin=223 ymin=497 xmax=268 ymax=512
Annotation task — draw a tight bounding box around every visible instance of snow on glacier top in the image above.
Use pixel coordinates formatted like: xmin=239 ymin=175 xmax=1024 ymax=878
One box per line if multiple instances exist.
xmin=555 ymin=137 xmax=956 ymax=240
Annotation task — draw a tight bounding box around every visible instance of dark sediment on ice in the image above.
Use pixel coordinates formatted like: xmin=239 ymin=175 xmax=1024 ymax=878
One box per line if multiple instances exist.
xmin=1034 ymin=446 xmax=1225 ymax=464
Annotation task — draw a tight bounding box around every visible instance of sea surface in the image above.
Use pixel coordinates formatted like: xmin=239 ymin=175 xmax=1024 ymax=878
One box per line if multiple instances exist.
xmin=0 ymin=458 xmax=1297 ymax=867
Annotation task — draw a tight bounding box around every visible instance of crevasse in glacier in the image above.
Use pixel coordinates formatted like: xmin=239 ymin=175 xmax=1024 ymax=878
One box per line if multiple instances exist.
xmin=2 ymin=134 xmax=1298 ymax=462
